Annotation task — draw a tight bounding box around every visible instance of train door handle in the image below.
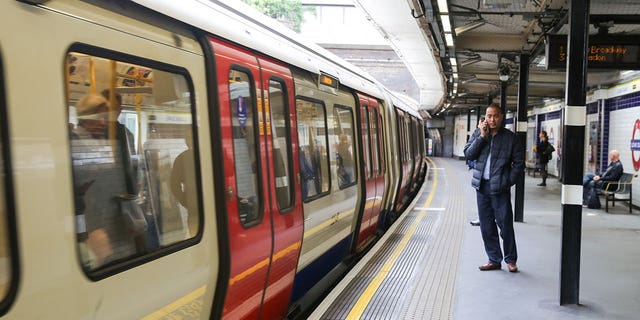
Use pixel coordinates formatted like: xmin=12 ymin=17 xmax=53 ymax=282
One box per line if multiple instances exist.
xmin=227 ymin=187 xmax=234 ymax=201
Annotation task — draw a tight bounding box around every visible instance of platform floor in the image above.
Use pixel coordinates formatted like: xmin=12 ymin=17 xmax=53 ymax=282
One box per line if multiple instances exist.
xmin=310 ymin=157 xmax=640 ymax=320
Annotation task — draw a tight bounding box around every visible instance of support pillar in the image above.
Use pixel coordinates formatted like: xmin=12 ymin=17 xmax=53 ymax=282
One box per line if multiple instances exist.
xmin=560 ymin=0 xmax=590 ymax=306
xmin=500 ymin=80 xmax=508 ymax=116
xmin=514 ymin=54 xmax=529 ymax=222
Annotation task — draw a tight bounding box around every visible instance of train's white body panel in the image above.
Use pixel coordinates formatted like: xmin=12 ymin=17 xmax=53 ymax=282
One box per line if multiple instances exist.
xmin=0 ymin=1 xmax=427 ymax=319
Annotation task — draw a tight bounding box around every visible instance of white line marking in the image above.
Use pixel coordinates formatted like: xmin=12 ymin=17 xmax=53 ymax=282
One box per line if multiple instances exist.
xmin=413 ymin=207 xmax=445 ymax=211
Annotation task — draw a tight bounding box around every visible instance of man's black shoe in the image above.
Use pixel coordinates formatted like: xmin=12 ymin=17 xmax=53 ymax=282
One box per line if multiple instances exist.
xmin=470 ymin=220 xmax=480 ymax=226
xmin=537 ymin=182 xmax=546 ymax=186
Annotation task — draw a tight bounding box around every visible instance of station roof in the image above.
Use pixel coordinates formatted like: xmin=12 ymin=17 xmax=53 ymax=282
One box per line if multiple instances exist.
xmin=357 ymin=0 xmax=640 ymax=116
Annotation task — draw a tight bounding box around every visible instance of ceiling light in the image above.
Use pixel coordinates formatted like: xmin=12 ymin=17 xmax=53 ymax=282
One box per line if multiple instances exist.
xmin=450 ymin=57 xmax=457 ymax=66
xmin=437 ymin=0 xmax=448 ymax=13
xmin=441 ymin=15 xmax=452 ymax=32
xmin=455 ymin=19 xmax=486 ymax=35
xmin=445 ymin=33 xmax=454 ymax=47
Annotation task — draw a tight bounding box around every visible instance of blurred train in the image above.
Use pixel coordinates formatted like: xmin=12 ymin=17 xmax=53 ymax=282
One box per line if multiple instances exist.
xmin=0 ymin=0 xmax=428 ymax=319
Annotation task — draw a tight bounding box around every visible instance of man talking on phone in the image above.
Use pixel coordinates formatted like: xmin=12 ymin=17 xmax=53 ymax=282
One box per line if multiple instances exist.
xmin=464 ymin=103 xmax=524 ymax=273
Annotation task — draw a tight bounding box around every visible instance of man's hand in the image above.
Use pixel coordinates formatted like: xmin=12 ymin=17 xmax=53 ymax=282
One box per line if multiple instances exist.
xmin=479 ymin=120 xmax=489 ymax=138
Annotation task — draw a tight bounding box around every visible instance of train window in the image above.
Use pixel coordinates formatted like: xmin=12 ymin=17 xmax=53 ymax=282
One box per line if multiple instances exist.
xmin=411 ymin=118 xmax=420 ymax=158
xmin=395 ymin=110 xmax=405 ymax=162
xmin=229 ymin=69 xmax=261 ymax=226
xmin=66 ymin=51 xmax=201 ymax=273
xmin=369 ymin=108 xmax=380 ymax=176
xmin=404 ymin=115 xmax=413 ymax=161
xmin=402 ymin=114 xmax=409 ymax=162
xmin=362 ymin=107 xmax=372 ymax=179
xmin=333 ymin=106 xmax=355 ymax=188
xmin=378 ymin=112 xmax=386 ymax=174
xmin=296 ymin=97 xmax=329 ymax=200
xmin=268 ymin=79 xmax=293 ymax=211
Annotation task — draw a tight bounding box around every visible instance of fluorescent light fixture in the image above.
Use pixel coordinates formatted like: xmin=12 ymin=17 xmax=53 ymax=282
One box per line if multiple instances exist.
xmin=535 ymin=56 xmax=547 ymax=67
xmin=461 ymin=57 xmax=482 ymax=67
xmin=453 ymin=73 xmax=458 ymax=79
xmin=445 ymin=33 xmax=454 ymax=47
xmin=461 ymin=75 xmax=477 ymax=84
xmin=437 ymin=0 xmax=448 ymax=13
xmin=452 ymin=65 xmax=458 ymax=73
xmin=450 ymin=57 xmax=457 ymax=66
xmin=455 ymin=19 xmax=486 ymax=35
xmin=441 ymin=15 xmax=452 ymax=32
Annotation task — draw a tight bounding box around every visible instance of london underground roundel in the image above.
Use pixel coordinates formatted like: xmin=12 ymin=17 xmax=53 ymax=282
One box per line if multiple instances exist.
xmin=632 ymin=119 xmax=640 ymax=171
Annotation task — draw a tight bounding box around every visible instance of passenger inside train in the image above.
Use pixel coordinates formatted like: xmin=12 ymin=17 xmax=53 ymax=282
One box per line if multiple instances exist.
xmin=72 ymin=93 xmax=137 ymax=268
xmin=67 ymin=52 xmax=201 ymax=271
xmin=336 ymin=132 xmax=354 ymax=187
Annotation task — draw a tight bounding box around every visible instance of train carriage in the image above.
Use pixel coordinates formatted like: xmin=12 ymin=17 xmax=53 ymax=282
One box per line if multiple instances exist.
xmin=0 ymin=1 xmax=427 ymax=319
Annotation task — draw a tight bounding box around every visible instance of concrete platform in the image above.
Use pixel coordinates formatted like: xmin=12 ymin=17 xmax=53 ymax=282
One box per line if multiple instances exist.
xmin=309 ymin=157 xmax=640 ymax=319
xmin=455 ymin=157 xmax=640 ymax=320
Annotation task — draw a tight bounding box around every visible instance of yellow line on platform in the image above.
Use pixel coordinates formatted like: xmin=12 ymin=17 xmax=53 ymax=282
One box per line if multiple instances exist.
xmin=345 ymin=157 xmax=438 ymax=319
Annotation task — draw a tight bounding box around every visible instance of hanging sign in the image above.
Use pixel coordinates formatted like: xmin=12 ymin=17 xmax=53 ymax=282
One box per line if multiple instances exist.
xmin=546 ymin=35 xmax=640 ymax=70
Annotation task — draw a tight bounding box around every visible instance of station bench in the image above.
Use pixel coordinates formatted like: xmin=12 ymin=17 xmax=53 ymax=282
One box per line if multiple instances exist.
xmin=602 ymin=173 xmax=637 ymax=213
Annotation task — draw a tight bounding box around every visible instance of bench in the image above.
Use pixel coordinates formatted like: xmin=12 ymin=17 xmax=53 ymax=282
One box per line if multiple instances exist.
xmin=601 ymin=173 xmax=637 ymax=213
xmin=525 ymin=160 xmax=538 ymax=177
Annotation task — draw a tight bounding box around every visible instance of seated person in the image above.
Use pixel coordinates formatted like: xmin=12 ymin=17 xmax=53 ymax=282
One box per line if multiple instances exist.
xmin=583 ymin=149 xmax=623 ymax=204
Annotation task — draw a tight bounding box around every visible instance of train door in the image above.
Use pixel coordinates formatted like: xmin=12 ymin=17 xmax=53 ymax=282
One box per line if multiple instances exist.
xmin=366 ymin=101 xmax=385 ymax=233
xmin=412 ymin=118 xmax=424 ymax=187
xmin=395 ymin=109 xmax=410 ymax=211
xmin=409 ymin=118 xmax=420 ymax=193
xmin=256 ymin=56 xmax=304 ymax=319
xmin=209 ymin=37 xmax=276 ymax=319
xmin=372 ymin=106 xmax=386 ymax=229
xmin=354 ymin=94 xmax=384 ymax=251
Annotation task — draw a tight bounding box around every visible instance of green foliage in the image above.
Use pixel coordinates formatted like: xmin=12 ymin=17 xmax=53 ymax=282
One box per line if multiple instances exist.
xmin=242 ymin=0 xmax=311 ymax=32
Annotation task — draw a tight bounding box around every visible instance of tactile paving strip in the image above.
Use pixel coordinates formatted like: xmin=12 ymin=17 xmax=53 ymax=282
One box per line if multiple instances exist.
xmin=318 ymin=158 xmax=466 ymax=319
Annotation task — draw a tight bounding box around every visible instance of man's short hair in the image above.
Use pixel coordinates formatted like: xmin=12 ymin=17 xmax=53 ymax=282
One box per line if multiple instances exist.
xmin=486 ymin=103 xmax=502 ymax=114
xmin=76 ymin=94 xmax=108 ymax=116
xmin=101 ymin=89 xmax=122 ymax=106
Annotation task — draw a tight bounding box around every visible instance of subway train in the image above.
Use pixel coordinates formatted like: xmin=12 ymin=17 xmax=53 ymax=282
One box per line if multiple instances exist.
xmin=0 ymin=0 xmax=429 ymax=319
